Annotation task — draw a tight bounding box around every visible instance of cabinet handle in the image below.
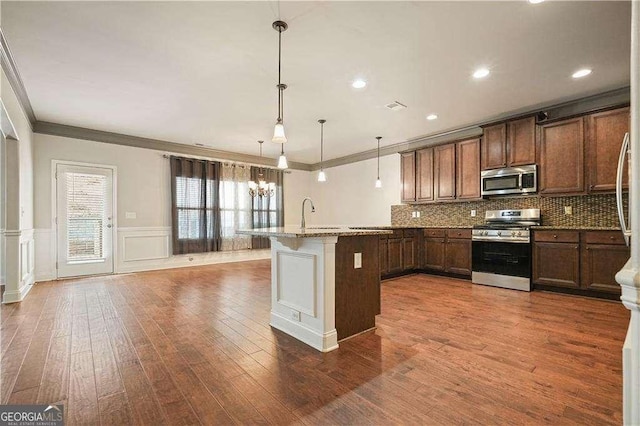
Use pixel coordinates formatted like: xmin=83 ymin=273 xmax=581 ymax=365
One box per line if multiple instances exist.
xmin=553 ymin=234 xmax=558 ymax=239
xmin=586 ymin=247 xmax=590 ymax=250
xmin=610 ymin=236 xmax=615 ymax=240
xmin=457 ymin=232 xmax=461 ymax=236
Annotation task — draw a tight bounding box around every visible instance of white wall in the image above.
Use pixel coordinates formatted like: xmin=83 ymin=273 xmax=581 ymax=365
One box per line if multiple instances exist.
xmin=33 ymin=134 xmax=311 ymax=279
xmin=306 ymin=154 xmax=401 ymax=226
xmin=1 ymin=68 xmax=35 ymax=302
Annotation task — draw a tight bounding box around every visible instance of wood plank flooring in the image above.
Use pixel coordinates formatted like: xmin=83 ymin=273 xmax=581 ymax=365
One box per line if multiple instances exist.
xmin=0 ymin=260 xmax=629 ymax=425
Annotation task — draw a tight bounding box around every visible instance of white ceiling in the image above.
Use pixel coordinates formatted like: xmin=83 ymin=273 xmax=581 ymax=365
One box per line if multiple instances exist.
xmin=2 ymin=1 xmax=631 ymax=164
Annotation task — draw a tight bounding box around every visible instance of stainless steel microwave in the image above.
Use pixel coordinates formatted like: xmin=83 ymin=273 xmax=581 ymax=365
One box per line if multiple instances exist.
xmin=481 ymin=165 xmax=537 ymax=196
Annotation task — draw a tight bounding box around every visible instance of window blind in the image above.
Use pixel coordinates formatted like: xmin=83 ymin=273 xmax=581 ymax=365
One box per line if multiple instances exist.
xmin=66 ymin=172 xmax=107 ymax=261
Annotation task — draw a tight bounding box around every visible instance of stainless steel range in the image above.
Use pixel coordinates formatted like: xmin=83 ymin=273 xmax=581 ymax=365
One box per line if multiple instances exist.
xmin=471 ymin=209 xmax=541 ymax=291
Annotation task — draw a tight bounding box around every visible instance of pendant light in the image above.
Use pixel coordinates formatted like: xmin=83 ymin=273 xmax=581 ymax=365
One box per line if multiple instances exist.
xmin=375 ymin=136 xmax=382 ymax=188
xmin=277 ymin=143 xmax=289 ymax=169
xmin=248 ymin=141 xmax=276 ymax=198
xmin=272 ymin=21 xmax=288 ymax=144
xmin=317 ymin=119 xmax=327 ymax=182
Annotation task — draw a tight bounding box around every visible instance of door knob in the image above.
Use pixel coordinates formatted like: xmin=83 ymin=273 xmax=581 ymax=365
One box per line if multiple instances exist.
xmin=106 ymin=224 xmax=112 ymax=228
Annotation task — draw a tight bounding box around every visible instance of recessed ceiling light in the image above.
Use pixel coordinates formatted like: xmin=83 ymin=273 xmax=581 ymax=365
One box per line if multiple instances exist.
xmin=352 ymin=79 xmax=367 ymax=89
xmin=473 ymin=68 xmax=490 ymax=79
xmin=572 ymin=68 xmax=592 ymax=79
xmin=528 ymin=0 xmax=544 ymax=4
xmin=426 ymin=114 xmax=438 ymax=120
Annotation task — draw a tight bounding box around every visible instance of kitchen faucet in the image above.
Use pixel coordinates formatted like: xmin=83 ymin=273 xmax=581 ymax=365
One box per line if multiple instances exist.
xmin=301 ymin=197 xmax=315 ymax=229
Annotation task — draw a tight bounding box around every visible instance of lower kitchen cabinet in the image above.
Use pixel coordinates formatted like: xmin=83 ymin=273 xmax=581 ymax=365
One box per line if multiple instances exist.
xmin=581 ymin=231 xmax=629 ymax=294
xmin=423 ymin=229 xmax=445 ymax=271
xmin=380 ymin=229 xmax=420 ymax=278
xmin=444 ymin=229 xmax=472 ymax=276
xmin=533 ymin=230 xmax=628 ymax=296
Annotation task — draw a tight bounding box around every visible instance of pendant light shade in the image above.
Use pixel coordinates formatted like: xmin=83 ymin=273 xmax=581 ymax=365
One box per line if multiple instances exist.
xmin=375 ymin=136 xmax=382 ymax=189
xmin=277 ymin=144 xmax=288 ymax=169
xmin=272 ymin=120 xmax=287 ymax=144
xmin=317 ymin=119 xmax=327 ymax=182
xmin=272 ymin=21 xmax=289 ymax=144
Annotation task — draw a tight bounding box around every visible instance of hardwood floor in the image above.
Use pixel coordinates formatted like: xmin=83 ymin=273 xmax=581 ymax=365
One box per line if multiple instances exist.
xmin=0 ymin=260 xmax=629 ymax=425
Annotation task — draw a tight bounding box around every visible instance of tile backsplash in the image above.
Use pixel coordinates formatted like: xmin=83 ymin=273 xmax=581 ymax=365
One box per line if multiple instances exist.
xmin=391 ymin=194 xmax=628 ymax=228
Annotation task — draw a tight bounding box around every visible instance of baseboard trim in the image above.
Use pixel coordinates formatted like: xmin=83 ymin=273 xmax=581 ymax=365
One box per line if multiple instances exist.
xmin=3 ymin=274 xmax=34 ymax=303
xmin=270 ymin=311 xmax=339 ymax=353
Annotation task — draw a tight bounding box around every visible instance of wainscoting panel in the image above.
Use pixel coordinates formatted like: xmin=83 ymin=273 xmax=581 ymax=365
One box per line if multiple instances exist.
xmin=3 ymin=229 xmax=35 ymax=303
xmin=276 ymin=251 xmax=317 ymax=317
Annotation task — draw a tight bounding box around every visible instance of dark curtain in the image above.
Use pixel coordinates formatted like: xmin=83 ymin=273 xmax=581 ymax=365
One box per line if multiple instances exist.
xmin=250 ymin=167 xmax=284 ymax=249
xmin=170 ymin=156 xmax=222 ymax=255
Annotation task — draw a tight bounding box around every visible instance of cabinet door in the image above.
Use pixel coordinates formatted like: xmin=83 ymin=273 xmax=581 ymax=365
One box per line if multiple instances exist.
xmin=403 ymin=237 xmax=416 ymax=270
xmin=481 ymin=123 xmax=507 ymax=170
xmin=532 ymin=242 xmax=580 ymax=288
xmin=538 ymin=117 xmax=585 ymax=195
xmin=423 ymin=238 xmax=445 ymax=271
xmin=586 ymin=107 xmax=630 ymax=193
xmin=456 ymin=138 xmax=481 ymax=200
xmin=379 ymin=237 xmax=389 ymax=277
xmin=434 ymin=144 xmax=456 ymax=201
xmin=444 ymin=239 xmax=471 ymax=276
xmin=416 ymin=148 xmax=434 ymax=202
xmin=508 ymin=117 xmax=536 ymax=166
xmin=388 ymin=238 xmax=403 ymax=274
xmin=581 ymin=244 xmax=628 ymax=293
xmin=401 ymin=152 xmax=416 ymax=202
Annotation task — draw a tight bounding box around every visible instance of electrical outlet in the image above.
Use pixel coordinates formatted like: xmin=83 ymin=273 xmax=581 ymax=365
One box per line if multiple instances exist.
xmin=354 ymin=253 xmax=362 ymax=269
xmin=416 ymin=211 xmax=421 ymax=218
xmin=411 ymin=212 xmax=415 ymax=218
xmin=125 ymin=211 xmax=137 ymax=219
xmin=471 ymin=210 xmax=477 ymax=217
xmin=564 ymin=206 xmax=573 ymax=215
xmin=291 ymin=310 xmax=301 ymax=321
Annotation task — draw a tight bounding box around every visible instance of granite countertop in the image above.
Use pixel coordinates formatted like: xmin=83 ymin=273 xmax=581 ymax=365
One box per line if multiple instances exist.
xmin=531 ymin=225 xmax=623 ymax=231
xmin=349 ymin=225 xmax=475 ymax=230
xmin=236 ymin=227 xmax=393 ymax=238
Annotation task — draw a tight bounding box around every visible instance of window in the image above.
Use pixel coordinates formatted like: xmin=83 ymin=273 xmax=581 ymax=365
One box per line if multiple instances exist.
xmin=250 ymin=166 xmax=284 ymax=249
xmin=170 ymin=157 xmax=221 ymax=255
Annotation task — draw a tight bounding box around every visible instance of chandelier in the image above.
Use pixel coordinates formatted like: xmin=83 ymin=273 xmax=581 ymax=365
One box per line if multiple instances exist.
xmin=248 ymin=140 xmax=276 ymax=198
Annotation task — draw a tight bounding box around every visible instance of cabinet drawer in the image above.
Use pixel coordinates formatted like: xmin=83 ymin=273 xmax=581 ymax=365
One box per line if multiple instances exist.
xmin=534 ymin=230 xmax=579 ymax=243
xmin=403 ymin=229 xmax=417 ymax=238
xmin=423 ymin=228 xmax=445 ymax=238
xmin=446 ymin=229 xmax=471 ymax=239
xmin=583 ymin=231 xmax=626 ymax=245
xmin=390 ymin=229 xmax=403 ymax=238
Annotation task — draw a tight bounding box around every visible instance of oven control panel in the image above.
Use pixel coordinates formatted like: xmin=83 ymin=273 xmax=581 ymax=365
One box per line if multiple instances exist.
xmin=471 ymin=228 xmax=531 ymax=243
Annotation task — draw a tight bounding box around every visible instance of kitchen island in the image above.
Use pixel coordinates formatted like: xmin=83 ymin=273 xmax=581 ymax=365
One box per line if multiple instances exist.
xmin=236 ymin=227 xmax=392 ymax=352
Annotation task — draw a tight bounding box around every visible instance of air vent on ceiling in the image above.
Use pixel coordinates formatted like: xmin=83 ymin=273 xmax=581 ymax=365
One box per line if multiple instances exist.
xmin=385 ymin=101 xmax=407 ymax=111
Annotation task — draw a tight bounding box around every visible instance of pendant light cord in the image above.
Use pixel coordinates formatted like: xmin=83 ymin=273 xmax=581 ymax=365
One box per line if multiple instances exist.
xmin=277 ymin=27 xmax=283 ymax=123
xmin=320 ymin=121 xmax=324 ymax=167
xmin=376 ymin=136 xmax=381 ymax=179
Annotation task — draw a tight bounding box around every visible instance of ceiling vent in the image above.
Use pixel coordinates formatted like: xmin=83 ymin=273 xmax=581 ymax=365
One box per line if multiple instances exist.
xmin=385 ymin=101 xmax=407 ymax=111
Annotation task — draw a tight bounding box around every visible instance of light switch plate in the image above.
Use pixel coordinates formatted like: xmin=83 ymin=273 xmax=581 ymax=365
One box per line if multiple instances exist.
xmin=564 ymin=206 xmax=573 ymax=215
xmin=291 ymin=310 xmax=301 ymax=321
xmin=471 ymin=210 xmax=477 ymax=217
xmin=354 ymin=253 xmax=362 ymax=269
xmin=125 ymin=211 xmax=137 ymax=219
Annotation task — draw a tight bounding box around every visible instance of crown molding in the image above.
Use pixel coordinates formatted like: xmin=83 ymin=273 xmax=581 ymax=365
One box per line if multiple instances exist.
xmin=34 ymin=121 xmax=314 ymax=171
xmin=307 ymin=85 xmax=630 ymax=170
xmin=0 ymin=29 xmax=36 ymax=129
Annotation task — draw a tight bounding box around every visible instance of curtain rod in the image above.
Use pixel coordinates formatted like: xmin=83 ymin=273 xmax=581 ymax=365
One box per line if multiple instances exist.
xmin=162 ymin=153 xmax=292 ymax=173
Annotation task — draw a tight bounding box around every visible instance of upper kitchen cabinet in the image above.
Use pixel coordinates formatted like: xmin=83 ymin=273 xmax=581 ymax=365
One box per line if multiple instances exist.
xmin=416 ymin=147 xmax=434 ymax=202
xmin=586 ymin=107 xmax=630 ymax=193
xmin=538 ymin=117 xmax=585 ymax=195
xmin=434 ymin=144 xmax=457 ymax=201
xmin=456 ymin=138 xmax=481 ymax=200
xmin=481 ymin=123 xmax=507 ymax=170
xmin=401 ymin=152 xmax=416 ymax=202
xmin=481 ymin=117 xmax=536 ymax=170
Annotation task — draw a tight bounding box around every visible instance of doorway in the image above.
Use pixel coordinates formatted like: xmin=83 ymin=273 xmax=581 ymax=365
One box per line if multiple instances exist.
xmin=55 ymin=163 xmax=115 ymax=278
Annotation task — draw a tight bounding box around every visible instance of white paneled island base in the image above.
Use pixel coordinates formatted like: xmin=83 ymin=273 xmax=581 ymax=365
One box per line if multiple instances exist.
xmin=237 ymin=227 xmax=390 ymax=352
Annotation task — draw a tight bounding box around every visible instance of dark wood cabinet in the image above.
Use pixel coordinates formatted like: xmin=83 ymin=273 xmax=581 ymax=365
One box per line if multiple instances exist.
xmin=586 ymin=107 xmax=630 ymax=193
xmin=416 ymin=147 xmax=434 ymax=202
xmin=423 ymin=229 xmax=445 ymax=272
xmin=508 ymin=117 xmax=537 ymax=166
xmin=444 ymin=229 xmax=471 ymax=276
xmin=456 ymin=138 xmax=481 ymax=200
xmin=533 ymin=243 xmax=580 ymax=289
xmin=402 ymin=229 xmax=417 ymax=270
xmin=482 ymin=118 xmax=536 ymax=171
xmin=581 ymin=231 xmax=628 ymax=294
xmin=401 ymin=152 xmax=416 ymax=202
xmin=434 ymin=144 xmax=456 ymax=201
xmin=481 ymin=123 xmax=507 ymax=170
xmin=388 ymin=235 xmax=403 ymax=274
xmin=538 ymin=117 xmax=585 ymax=195
xmin=379 ymin=235 xmax=389 ymax=276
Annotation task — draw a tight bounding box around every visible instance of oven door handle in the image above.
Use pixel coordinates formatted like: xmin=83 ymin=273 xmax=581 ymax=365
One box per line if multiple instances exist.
xmin=518 ymin=173 xmax=523 ymax=189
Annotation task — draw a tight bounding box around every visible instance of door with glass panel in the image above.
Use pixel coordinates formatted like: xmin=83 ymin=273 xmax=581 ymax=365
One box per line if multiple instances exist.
xmin=56 ymin=164 xmax=114 ymax=278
